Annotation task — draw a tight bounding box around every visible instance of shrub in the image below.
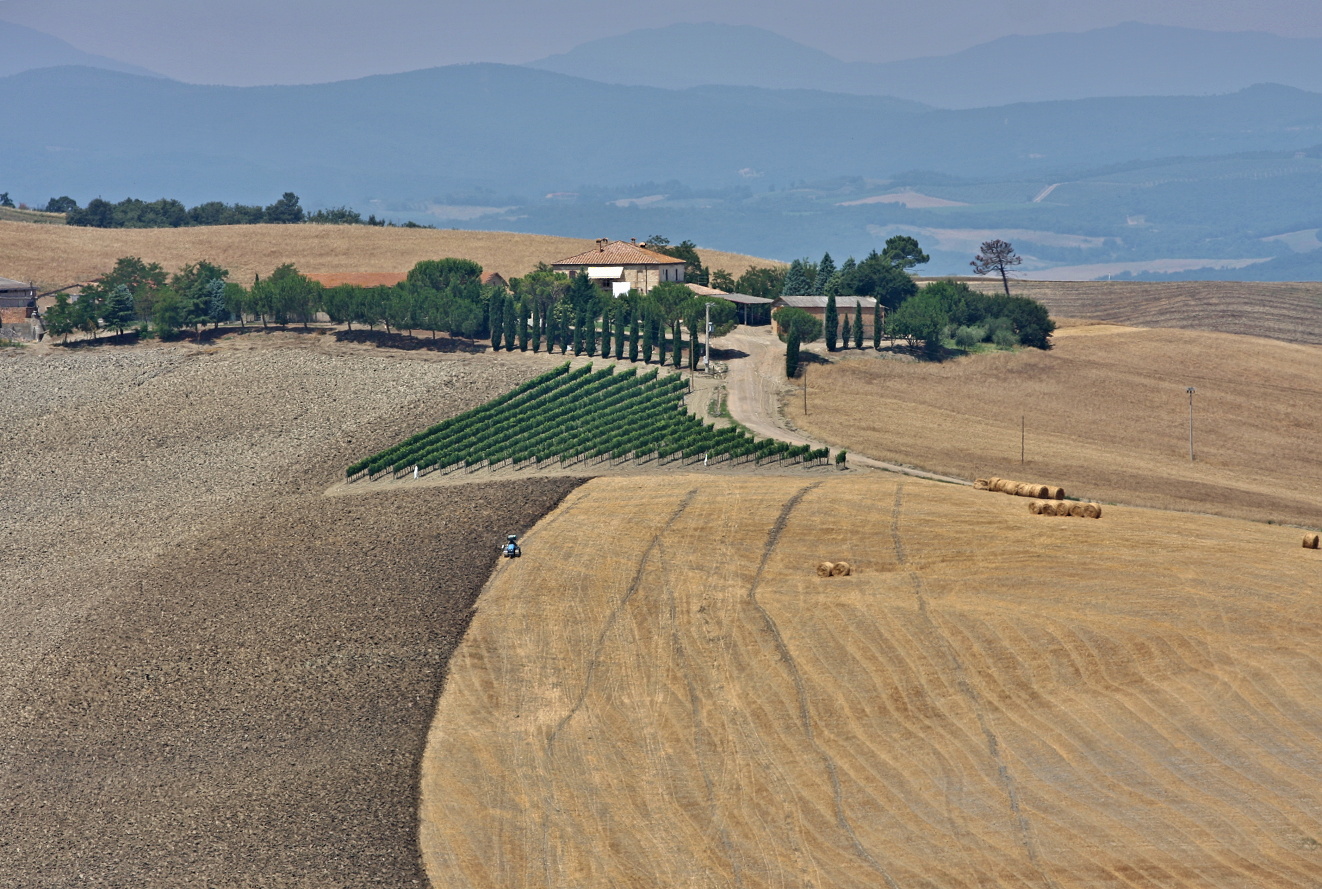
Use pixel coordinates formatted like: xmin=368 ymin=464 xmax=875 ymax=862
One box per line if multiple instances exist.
xmin=954 ymin=325 xmax=985 ymax=348
xmin=992 ymin=327 xmax=1019 ymax=348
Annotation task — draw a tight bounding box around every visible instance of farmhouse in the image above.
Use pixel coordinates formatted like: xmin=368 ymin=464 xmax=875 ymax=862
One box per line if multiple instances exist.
xmin=551 ymin=239 xmax=686 ymax=295
xmin=772 ymin=294 xmax=880 ymax=337
xmin=0 ymin=277 xmax=37 ymax=325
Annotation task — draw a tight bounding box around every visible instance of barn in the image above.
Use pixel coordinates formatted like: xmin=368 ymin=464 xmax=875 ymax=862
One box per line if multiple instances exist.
xmin=771 ymin=295 xmax=881 ymax=337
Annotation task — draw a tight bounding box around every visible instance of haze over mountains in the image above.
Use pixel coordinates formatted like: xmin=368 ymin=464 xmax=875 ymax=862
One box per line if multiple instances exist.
xmin=529 ymin=22 xmax=1322 ymax=108
xmin=2 ymin=19 xmax=1321 ymax=279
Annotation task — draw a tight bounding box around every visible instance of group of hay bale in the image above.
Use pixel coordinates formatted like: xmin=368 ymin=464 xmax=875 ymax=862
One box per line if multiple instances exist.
xmin=975 ymin=476 xmax=1066 ymax=499
xmin=1029 ymin=499 xmax=1103 ymax=518
xmin=816 ymin=561 xmax=853 ymax=577
xmin=975 ymin=476 xmax=1102 ymax=519
xmin=1305 ymin=533 xmax=1321 ymax=549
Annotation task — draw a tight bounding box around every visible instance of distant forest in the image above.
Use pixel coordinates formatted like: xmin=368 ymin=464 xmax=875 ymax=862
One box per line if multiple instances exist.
xmin=43 ymin=192 xmax=426 ymax=229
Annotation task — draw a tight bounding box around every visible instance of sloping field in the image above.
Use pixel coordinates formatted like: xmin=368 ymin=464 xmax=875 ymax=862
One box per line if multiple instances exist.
xmin=0 ymin=335 xmax=582 ymax=886
xmin=790 ymin=323 xmax=1322 ymax=527
xmin=951 ymin=278 xmax=1322 ymax=345
xmin=0 ymin=220 xmax=777 ymax=290
xmin=420 ymin=473 xmax=1322 ymax=889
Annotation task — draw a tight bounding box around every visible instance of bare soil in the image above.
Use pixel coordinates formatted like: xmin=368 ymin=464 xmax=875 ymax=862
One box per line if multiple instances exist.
xmin=0 ymin=334 xmax=582 ymax=887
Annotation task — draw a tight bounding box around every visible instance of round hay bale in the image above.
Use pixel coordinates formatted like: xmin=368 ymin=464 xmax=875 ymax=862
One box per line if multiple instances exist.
xmin=994 ymin=478 xmax=1014 ymax=493
xmin=1029 ymin=500 xmax=1044 ymax=514
xmin=830 ymin=561 xmax=852 ymax=576
xmin=1016 ymin=482 xmax=1037 ymax=497
xmin=817 ymin=561 xmax=836 ymax=577
xmin=1034 ymin=484 xmax=1050 ymax=498
xmin=1039 ymin=501 xmax=1058 ymax=516
xmin=974 ymin=478 xmax=991 ymax=490
xmin=1049 ymin=486 xmax=1066 ymax=500
xmin=1304 ymin=533 xmax=1320 ymax=549
xmin=1069 ymin=502 xmax=1088 ymax=518
xmin=1082 ymin=502 xmax=1102 ymax=519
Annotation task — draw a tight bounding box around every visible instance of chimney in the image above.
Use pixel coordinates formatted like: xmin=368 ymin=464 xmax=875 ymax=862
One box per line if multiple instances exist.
xmin=630 ymin=237 xmax=637 ymax=245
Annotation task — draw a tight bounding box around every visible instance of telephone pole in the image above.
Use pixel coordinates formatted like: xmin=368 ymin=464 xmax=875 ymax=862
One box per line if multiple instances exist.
xmin=1186 ymin=386 xmax=1196 ymax=461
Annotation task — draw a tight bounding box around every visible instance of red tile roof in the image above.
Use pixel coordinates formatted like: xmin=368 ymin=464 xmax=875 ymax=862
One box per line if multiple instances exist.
xmin=553 ymin=240 xmax=685 ymax=267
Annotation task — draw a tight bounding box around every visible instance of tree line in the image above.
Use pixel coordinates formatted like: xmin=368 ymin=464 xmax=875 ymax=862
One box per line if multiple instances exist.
xmin=43 ymin=192 xmax=417 ymax=229
xmin=769 ymin=236 xmax=1052 ymax=374
xmin=47 ymin=255 xmax=739 ymax=372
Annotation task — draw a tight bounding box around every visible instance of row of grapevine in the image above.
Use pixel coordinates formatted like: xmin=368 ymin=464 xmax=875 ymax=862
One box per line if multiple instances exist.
xmin=346 ymin=362 xmax=831 ymax=480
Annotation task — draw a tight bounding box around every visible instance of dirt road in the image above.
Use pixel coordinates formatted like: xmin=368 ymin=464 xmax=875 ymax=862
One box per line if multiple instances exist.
xmin=716 ymin=326 xmax=968 ymax=484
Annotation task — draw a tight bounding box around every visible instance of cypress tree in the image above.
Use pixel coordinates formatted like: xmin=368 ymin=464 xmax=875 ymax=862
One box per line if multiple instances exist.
xmin=600 ymin=309 xmax=611 ymax=358
xmin=573 ymin=312 xmax=584 ymax=355
xmin=490 ymin=299 xmax=504 ymax=350
xmin=839 ymin=315 xmax=849 ymax=349
xmin=656 ymin=317 xmax=666 ymax=365
xmin=853 ymin=301 xmax=864 ymax=349
xmin=503 ymin=296 xmax=517 ymax=351
xmin=642 ymin=316 xmax=654 ymax=363
xmin=672 ymin=326 xmax=683 ymax=368
xmin=586 ymin=310 xmax=597 ymax=357
xmin=517 ymin=299 xmax=529 ymax=351
xmin=531 ymin=301 xmax=542 ymax=352
xmin=824 ymin=293 xmax=838 ymax=352
xmin=785 ymin=328 xmax=801 ymax=377
xmin=629 ymin=312 xmax=640 ymax=361
xmin=689 ymin=326 xmax=700 ymax=370
xmin=873 ymin=298 xmax=882 ymax=350
xmin=615 ymin=306 xmax=627 ymax=360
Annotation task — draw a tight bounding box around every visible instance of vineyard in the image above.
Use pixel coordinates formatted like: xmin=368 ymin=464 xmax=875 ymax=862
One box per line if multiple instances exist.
xmin=347 ymin=362 xmax=827 ymax=480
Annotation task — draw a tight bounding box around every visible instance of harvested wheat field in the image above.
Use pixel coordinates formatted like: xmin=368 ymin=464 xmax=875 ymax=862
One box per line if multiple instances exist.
xmin=791 ymin=323 xmax=1322 ymax=527
xmin=950 ymin=278 xmax=1322 ymax=346
xmin=0 ymin=334 xmax=583 ymax=887
xmin=0 ymin=220 xmax=777 ymax=291
xmin=420 ymin=473 xmax=1322 ymax=889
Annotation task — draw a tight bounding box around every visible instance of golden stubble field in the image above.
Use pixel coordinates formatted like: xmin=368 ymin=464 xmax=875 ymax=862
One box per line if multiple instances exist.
xmin=790 ymin=322 xmax=1322 ymax=528
xmin=419 ymin=473 xmax=1322 ymax=889
xmin=0 ymin=221 xmax=778 ymax=290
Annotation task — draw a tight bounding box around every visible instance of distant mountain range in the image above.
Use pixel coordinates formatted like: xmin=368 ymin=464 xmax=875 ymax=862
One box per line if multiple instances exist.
xmin=2 ymin=21 xmax=1322 ymax=280
xmin=529 ymin=22 xmax=1322 ymax=108
xmin=0 ymin=20 xmax=162 ymax=80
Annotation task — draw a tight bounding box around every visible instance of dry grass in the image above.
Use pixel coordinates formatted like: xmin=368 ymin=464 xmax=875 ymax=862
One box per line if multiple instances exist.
xmin=0 ymin=221 xmax=778 ymax=290
xmin=936 ymin=277 xmax=1322 ymax=346
xmin=420 ymin=473 xmax=1322 ymax=888
xmin=792 ymin=324 xmax=1322 ymax=527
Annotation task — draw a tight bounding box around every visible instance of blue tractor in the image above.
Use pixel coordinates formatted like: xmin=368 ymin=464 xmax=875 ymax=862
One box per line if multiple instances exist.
xmin=502 ymin=534 xmax=522 ymax=558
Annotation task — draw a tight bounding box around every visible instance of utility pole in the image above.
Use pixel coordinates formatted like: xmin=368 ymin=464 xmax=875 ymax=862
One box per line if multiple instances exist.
xmin=703 ymin=301 xmax=712 ymax=371
xmin=1187 ymin=387 xmax=1196 ymax=461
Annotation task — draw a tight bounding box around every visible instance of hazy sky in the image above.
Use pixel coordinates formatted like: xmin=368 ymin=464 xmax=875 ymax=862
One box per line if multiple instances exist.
xmin=3 ymin=0 xmax=1320 ymax=85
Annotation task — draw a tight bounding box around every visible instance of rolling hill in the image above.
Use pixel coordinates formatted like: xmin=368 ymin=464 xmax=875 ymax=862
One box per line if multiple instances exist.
xmin=421 ymin=473 xmax=1322 ymax=888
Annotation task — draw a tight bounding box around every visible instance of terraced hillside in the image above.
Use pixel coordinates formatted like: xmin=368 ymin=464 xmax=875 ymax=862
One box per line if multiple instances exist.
xmin=420 ymin=474 xmax=1322 ymax=889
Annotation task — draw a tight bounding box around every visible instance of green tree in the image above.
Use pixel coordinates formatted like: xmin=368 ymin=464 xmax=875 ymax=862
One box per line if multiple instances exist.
xmin=263 ymin=192 xmax=304 ymax=224
xmin=406 ymin=258 xmax=483 ymax=292
xmin=881 ymin=235 xmax=930 ymax=271
xmin=517 ymin=297 xmax=530 ymax=351
xmin=629 ymin=310 xmax=640 ymax=362
xmin=781 ymin=259 xmax=812 ymax=296
xmin=735 ymin=265 xmax=787 ymax=299
xmin=615 ymin=305 xmax=627 ymax=360
xmin=873 ymin=298 xmax=883 ymax=349
xmin=531 ymin=300 xmax=542 ymax=352
xmin=853 ymin=301 xmax=864 ymax=349
xmin=772 ymin=306 xmax=822 ymax=344
xmin=43 ymin=294 xmax=76 ymax=342
xmin=101 ymin=284 xmax=136 ymax=335
xmin=785 ymin=327 xmax=801 ymax=378
xmin=824 ymin=293 xmax=838 ymax=352
xmin=890 ymin=290 xmax=949 ymax=357
xmin=971 ymin=239 xmax=1022 ymax=297
xmin=642 ymin=313 xmax=655 ymax=363
xmin=503 ymin=296 xmax=517 ymax=351
xmin=842 ymin=251 xmax=917 ymax=311
xmin=812 ymin=252 xmax=836 ymax=295
xmin=709 ymin=268 xmax=736 ymax=292
xmin=0 ymin=192 xmax=13 ymax=208
xmin=45 ymin=196 xmax=78 ymax=213
xmin=488 ymin=291 xmax=505 ymax=349
xmin=204 ymin=278 xmax=229 ymax=328
xmin=153 ymin=289 xmax=184 ymax=339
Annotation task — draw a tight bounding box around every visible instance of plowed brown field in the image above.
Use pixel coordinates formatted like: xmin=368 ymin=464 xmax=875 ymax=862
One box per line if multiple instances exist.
xmin=420 ymin=474 xmax=1322 ymax=889
xmin=790 ymin=323 xmax=1322 ymax=527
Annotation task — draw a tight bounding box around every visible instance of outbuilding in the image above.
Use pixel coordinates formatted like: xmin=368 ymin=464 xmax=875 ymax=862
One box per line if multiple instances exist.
xmin=771 ymin=295 xmax=881 ymax=338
